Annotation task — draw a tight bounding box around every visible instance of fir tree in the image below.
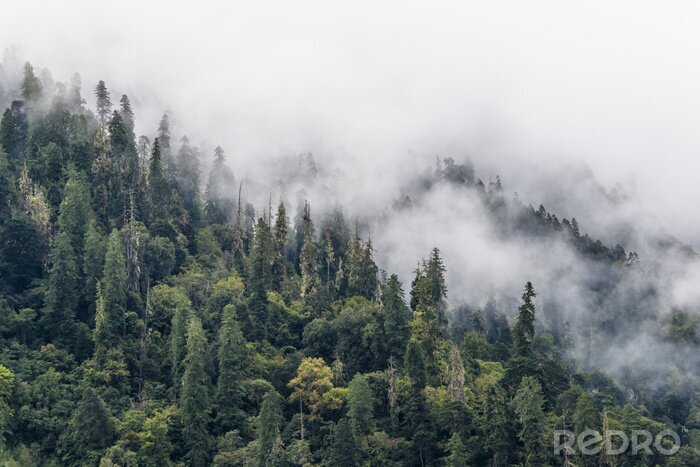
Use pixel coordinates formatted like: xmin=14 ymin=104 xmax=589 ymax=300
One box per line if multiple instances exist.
xmin=511 ymin=376 xmax=548 ymax=467
xmin=21 ymin=62 xmax=42 ymax=104
xmin=444 ymin=432 xmax=469 ymax=467
xmin=58 ymin=167 xmax=92 ymax=261
xmin=94 ymin=80 xmax=112 ymax=122
xmin=176 ymin=136 xmax=202 ymax=227
xmin=41 ymin=232 xmax=79 ymax=347
xmin=347 ymin=374 xmax=375 ymax=440
xmin=204 ymin=146 xmax=235 ymax=224
xmin=69 ymin=387 xmax=115 ymax=458
xmin=91 ymin=121 xmax=112 ymax=229
xmin=299 ymin=201 xmax=319 ymax=302
xmin=180 ymin=316 xmax=211 ymax=466
xmin=256 ymin=390 xmax=286 ymax=467
xmin=383 ymin=274 xmax=410 ymax=361
xmin=215 ymin=305 xmax=246 ymax=434
xmin=147 ymin=138 xmax=174 ymax=224
xmin=94 ymin=229 xmax=127 ymax=356
xmin=513 ymin=282 xmax=536 ymax=357
xmin=272 ymin=201 xmax=288 ymax=290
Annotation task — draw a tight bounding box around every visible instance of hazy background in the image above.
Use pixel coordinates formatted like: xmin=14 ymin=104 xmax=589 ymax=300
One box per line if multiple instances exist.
xmin=2 ymin=1 xmax=700 ymax=303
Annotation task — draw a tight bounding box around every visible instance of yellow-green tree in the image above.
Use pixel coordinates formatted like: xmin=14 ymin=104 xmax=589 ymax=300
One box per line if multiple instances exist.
xmin=288 ymin=357 xmax=334 ymax=440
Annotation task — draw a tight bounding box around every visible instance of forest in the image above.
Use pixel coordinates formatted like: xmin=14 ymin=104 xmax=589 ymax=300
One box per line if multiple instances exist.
xmin=0 ymin=60 xmax=699 ymax=467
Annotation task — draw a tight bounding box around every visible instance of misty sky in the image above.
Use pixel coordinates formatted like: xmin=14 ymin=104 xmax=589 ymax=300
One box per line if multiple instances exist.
xmin=2 ymin=0 xmax=700 ymax=247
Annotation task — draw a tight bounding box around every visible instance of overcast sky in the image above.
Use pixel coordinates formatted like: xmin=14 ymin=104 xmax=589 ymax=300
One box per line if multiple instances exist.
xmin=2 ymin=0 xmax=700 ymax=247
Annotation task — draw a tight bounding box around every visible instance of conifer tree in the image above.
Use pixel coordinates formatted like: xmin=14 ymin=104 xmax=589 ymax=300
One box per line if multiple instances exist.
xmin=42 ymin=232 xmax=79 ymax=346
xmin=0 ymin=148 xmax=16 ymax=220
xmin=119 ymin=95 xmax=135 ymax=141
xmin=82 ymin=221 xmax=105 ymax=317
xmin=170 ymin=299 xmax=191 ymax=394
xmin=147 ymin=138 xmax=173 ymax=224
xmin=21 ymin=62 xmax=42 ymax=104
xmin=204 ymin=146 xmax=235 ymax=224
xmin=477 ymin=382 xmax=510 ymax=467
xmin=215 ymin=305 xmax=246 ymax=434
xmin=347 ymin=374 xmax=375 ymax=441
xmin=299 ymin=202 xmax=319 ymax=301
xmin=180 ymin=316 xmax=211 ymax=466
xmin=256 ymin=390 xmax=286 ymax=467
xmin=384 ymin=274 xmax=410 ymax=361
xmin=69 ymin=387 xmax=115 ymax=458
xmin=328 ymin=418 xmax=357 ymax=467
xmin=511 ymin=376 xmax=548 ymax=467
xmin=513 ymin=282 xmax=536 ymax=357
xmin=94 ymin=80 xmax=112 ymax=123
xmin=94 ymin=229 xmax=127 ymax=355
xmin=91 ymin=121 xmax=112 ymax=229
xmin=58 ymin=167 xmax=92 ymax=261
xmin=272 ymin=201 xmax=288 ymax=289
xmin=176 ymin=136 xmax=202 ymax=227
xmin=157 ymin=114 xmax=176 ymax=182
xmin=444 ymin=432 xmax=469 ymax=467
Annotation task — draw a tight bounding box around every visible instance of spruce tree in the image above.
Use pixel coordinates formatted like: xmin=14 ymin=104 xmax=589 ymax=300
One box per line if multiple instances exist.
xmin=444 ymin=432 xmax=469 ymax=467
xmin=180 ymin=316 xmax=211 ymax=466
xmin=347 ymin=374 xmax=375 ymax=441
xmin=272 ymin=201 xmax=288 ymax=290
xmin=42 ymin=232 xmax=79 ymax=346
xmin=147 ymin=138 xmax=174 ymax=225
xmin=94 ymin=229 xmax=127 ymax=355
xmin=204 ymin=146 xmax=235 ymax=224
xmin=170 ymin=299 xmax=191 ymax=395
xmin=58 ymin=167 xmax=92 ymax=261
xmin=299 ymin=201 xmax=319 ymax=301
xmin=69 ymin=387 xmax=115 ymax=458
xmin=215 ymin=305 xmax=246 ymax=434
xmin=91 ymin=121 xmax=112 ymax=229
xmin=383 ymin=274 xmax=410 ymax=361
xmin=94 ymin=80 xmax=112 ymax=122
xmin=21 ymin=62 xmax=42 ymax=104
xmin=511 ymin=376 xmax=548 ymax=467
xmin=256 ymin=390 xmax=286 ymax=467
xmin=176 ymin=136 xmax=202 ymax=227
xmin=513 ymin=282 xmax=536 ymax=357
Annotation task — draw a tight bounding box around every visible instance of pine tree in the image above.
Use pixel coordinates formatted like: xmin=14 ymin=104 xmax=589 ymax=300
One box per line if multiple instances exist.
xmin=147 ymin=138 xmax=174 ymax=224
xmin=180 ymin=316 xmax=211 ymax=466
xmin=58 ymin=167 xmax=92 ymax=261
xmin=0 ymin=148 xmax=16 ymax=220
xmin=42 ymin=232 xmax=79 ymax=346
xmin=204 ymin=146 xmax=235 ymax=224
xmin=384 ymin=274 xmax=410 ymax=361
xmin=94 ymin=80 xmax=112 ymax=123
xmin=70 ymin=387 xmax=115 ymax=458
xmin=272 ymin=201 xmax=288 ymax=290
xmin=91 ymin=121 xmax=112 ymax=229
xmin=215 ymin=305 xmax=246 ymax=434
xmin=170 ymin=298 xmax=191 ymax=395
xmin=299 ymin=202 xmax=319 ymax=302
xmin=445 ymin=432 xmax=469 ymax=467
xmin=157 ymin=114 xmax=176 ymax=182
xmin=511 ymin=376 xmax=548 ymax=467
xmin=119 ymin=95 xmax=135 ymax=141
xmin=513 ymin=282 xmax=536 ymax=357
xmin=21 ymin=62 xmax=42 ymax=104
xmin=94 ymin=229 xmax=127 ymax=356
xmin=176 ymin=136 xmax=202 ymax=227
xmin=347 ymin=374 xmax=375 ymax=440
xmin=478 ymin=382 xmax=510 ymax=467
xmin=256 ymin=390 xmax=286 ymax=467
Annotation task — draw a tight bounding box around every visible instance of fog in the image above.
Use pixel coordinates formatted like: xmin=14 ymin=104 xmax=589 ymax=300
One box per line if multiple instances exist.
xmin=3 ymin=1 xmax=700 ymax=388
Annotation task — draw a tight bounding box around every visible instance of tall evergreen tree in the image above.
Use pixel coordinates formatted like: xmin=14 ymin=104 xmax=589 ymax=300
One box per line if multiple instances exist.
xmin=511 ymin=376 xmax=548 ymax=467
xmin=513 ymin=282 xmax=536 ymax=357
xmin=147 ymin=138 xmax=174 ymax=225
xmin=41 ymin=232 xmax=79 ymax=347
xmin=94 ymin=229 xmax=127 ymax=356
xmin=68 ymin=387 xmax=115 ymax=459
xmin=176 ymin=136 xmax=202 ymax=227
xmin=204 ymin=146 xmax=235 ymax=224
xmin=94 ymin=80 xmax=112 ymax=123
xmin=180 ymin=316 xmax=211 ymax=466
xmin=256 ymin=390 xmax=286 ymax=467
xmin=21 ymin=62 xmax=42 ymax=104
xmin=157 ymin=114 xmax=176 ymax=182
xmin=91 ymin=121 xmax=112 ymax=229
xmin=444 ymin=432 xmax=470 ymax=467
xmin=58 ymin=167 xmax=92 ymax=261
xmin=272 ymin=201 xmax=288 ymax=290
xmin=347 ymin=374 xmax=375 ymax=440
xmin=383 ymin=274 xmax=410 ymax=361
xmin=170 ymin=297 xmax=191 ymax=395
xmin=299 ymin=201 xmax=319 ymax=301
xmin=215 ymin=305 xmax=246 ymax=434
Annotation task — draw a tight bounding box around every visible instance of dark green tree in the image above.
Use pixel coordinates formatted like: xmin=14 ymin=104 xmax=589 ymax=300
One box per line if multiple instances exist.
xmin=215 ymin=305 xmax=246 ymax=434
xmin=41 ymin=232 xmax=79 ymax=347
xmin=181 ymin=316 xmax=211 ymax=466
xmin=94 ymin=80 xmax=112 ymax=122
xmin=94 ymin=229 xmax=127 ymax=356
xmin=255 ymin=390 xmax=286 ymax=467
xmin=383 ymin=274 xmax=410 ymax=361
xmin=204 ymin=146 xmax=235 ymax=224
xmin=511 ymin=376 xmax=548 ymax=467
xmin=176 ymin=136 xmax=202 ymax=227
